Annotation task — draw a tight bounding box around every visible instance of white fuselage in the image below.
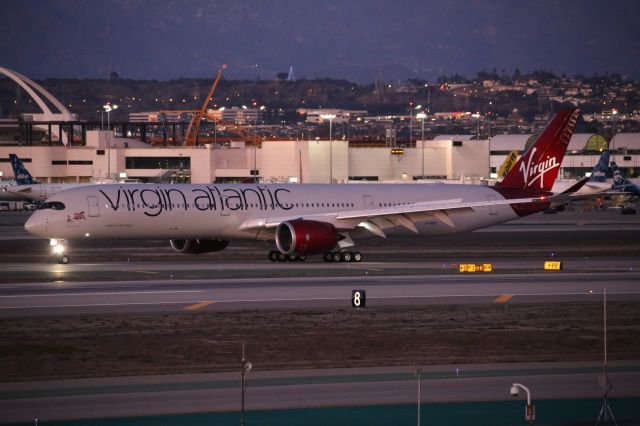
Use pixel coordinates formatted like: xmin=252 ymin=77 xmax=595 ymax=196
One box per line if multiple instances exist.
xmin=5 ymin=183 xmax=86 ymax=201
xmin=25 ymin=183 xmax=528 ymax=243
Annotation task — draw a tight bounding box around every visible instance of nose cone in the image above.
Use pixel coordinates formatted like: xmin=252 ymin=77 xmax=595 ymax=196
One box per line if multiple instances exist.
xmin=24 ymin=212 xmax=47 ymax=237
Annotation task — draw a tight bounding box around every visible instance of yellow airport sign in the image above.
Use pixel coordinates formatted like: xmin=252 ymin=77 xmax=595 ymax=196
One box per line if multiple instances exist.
xmin=544 ymin=261 xmax=563 ymax=271
xmin=459 ymin=263 xmax=493 ymax=272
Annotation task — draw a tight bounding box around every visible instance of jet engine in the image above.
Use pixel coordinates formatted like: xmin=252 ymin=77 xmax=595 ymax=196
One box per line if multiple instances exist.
xmin=169 ymin=238 xmax=229 ymax=254
xmin=275 ymin=220 xmax=337 ymax=255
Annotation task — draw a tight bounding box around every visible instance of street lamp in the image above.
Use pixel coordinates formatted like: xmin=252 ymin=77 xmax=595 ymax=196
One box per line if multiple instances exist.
xmin=409 ymin=104 xmax=422 ymax=145
xmin=415 ymin=367 xmax=422 ymax=426
xmin=611 ymin=109 xmax=618 ymax=162
xmin=240 ymin=342 xmax=252 ymax=426
xmin=471 ymin=112 xmax=480 ymax=139
xmin=321 ymin=114 xmax=336 ymax=183
xmin=416 ymin=112 xmax=427 ymax=179
xmin=510 ymin=382 xmax=534 ymax=424
xmin=103 ymin=103 xmax=118 ymax=132
xmin=253 ymin=105 xmax=265 ymax=183
xmin=103 ymin=103 xmax=118 ymax=180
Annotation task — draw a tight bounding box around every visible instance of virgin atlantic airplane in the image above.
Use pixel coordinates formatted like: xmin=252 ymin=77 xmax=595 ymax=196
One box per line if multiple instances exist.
xmin=26 ymin=109 xmax=580 ymax=264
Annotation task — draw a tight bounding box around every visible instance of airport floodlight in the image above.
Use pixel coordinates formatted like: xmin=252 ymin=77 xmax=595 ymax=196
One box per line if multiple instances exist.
xmin=320 ymin=114 xmax=336 ymax=182
xmin=417 ymin=113 xmax=427 ymax=178
xmin=242 ymin=105 xmax=248 ymax=109
xmin=415 ymin=104 xmax=422 ymax=110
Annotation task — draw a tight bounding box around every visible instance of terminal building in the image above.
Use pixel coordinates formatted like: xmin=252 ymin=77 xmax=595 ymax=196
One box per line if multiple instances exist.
xmin=1 ymin=131 xmax=639 ymax=186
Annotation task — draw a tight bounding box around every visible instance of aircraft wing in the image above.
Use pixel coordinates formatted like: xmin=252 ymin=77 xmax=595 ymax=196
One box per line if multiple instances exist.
xmin=239 ymin=195 xmax=548 ymax=235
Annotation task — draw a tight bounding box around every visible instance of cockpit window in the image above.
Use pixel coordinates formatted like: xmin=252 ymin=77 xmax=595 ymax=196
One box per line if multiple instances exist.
xmin=38 ymin=201 xmax=66 ymax=211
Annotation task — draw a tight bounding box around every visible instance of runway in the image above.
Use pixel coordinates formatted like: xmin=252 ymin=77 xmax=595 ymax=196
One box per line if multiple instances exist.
xmin=1 ymin=210 xmax=640 ymax=316
xmin=1 ymin=268 xmax=639 ymax=316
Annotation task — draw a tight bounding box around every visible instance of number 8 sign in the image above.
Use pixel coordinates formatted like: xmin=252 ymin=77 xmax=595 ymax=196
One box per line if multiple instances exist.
xmin=352 ymin=290 xmax=366 ymax=309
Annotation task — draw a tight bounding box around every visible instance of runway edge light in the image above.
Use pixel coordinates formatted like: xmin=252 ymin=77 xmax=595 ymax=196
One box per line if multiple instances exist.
xmin=544 ymin=261 xmax=563 ymax=271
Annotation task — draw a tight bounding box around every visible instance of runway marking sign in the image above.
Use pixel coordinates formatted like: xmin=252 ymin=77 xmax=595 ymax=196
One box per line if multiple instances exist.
xmin=352 ymin=290 xmax=366 ymax=309
xmin=494 ymin=294 xmax=514 ymax=303
xmin=459 ymin=263 xmax=492 ymax=272
xmin=183 ymin=301 xmax=215 ymax=311
xmin=544 ymin=261 xmax=563 ymax=271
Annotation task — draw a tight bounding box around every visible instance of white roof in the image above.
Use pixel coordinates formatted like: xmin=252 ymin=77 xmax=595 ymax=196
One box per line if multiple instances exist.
xmin=489 ymin=135 xmax=532 ymax=151
xmin=432 ymin=135 xmax=475 ymax=141
xmin=611 ymin=133 xmax=640 ymax=149
xmin=567 ymin=134 xmax=594 ymax=151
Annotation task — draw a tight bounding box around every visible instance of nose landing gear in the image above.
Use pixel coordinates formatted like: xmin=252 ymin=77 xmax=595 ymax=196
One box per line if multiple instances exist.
xmin=50 ymin=239 xmax=70 ymax=264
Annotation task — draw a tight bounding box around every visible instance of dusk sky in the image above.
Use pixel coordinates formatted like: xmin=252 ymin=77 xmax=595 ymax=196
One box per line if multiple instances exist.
xmin=2 ymin=0 xmax=640 ymax=82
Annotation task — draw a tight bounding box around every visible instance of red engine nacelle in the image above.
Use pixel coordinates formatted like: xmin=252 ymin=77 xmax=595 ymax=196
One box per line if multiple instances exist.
xmin=169 ymin=238 xmax=229 ymax=254
xmin=276 ymin=220 xmax=338 ymax=256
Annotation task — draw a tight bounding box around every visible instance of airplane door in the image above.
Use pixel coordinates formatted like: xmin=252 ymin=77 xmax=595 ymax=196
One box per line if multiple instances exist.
xmin=87 ymin=196 xmax=100 ymax=217
xmin=488 ymin=195 xmax=498 ymax=215
xmin=363 ymin=195 xmax=374 ymax=209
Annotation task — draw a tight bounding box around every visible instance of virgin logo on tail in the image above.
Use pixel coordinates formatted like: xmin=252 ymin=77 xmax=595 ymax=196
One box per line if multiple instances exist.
xmin=519 ymin=149 xmax=560 ymax=189
xmin=501 ymin=109 xmax=579 ymax=192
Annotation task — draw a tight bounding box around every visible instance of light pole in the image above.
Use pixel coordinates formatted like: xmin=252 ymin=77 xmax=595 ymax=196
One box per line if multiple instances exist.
xmin=611 ymin=108 xmax=618 ymax=163
xmin=254 ymin=105 xmax=265 ymax=183
xmin=510 ymin=382 xmax=534 ymax=424
xmin=103 ymin=103 xmax=118 ymax=132
xmin=416 ymin=112 xmax=426 ymax=179
xmin=409 ymin=104 xmax=422 ymax=145
xmin=415 ymin=367 xmax=422 ymax=426
xmin=321 ymin=114 xmax=336 ymax=183
xmin=240 ymin=341 xmax=252 ymax=426
xmin=103 ymin=103 xmax=118 ymax=180
xmin=471 ymin=112 xmax=480 ymax=139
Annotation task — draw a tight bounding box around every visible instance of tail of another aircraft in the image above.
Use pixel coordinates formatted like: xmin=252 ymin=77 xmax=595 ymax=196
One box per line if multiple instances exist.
xmin=611 ymin=162 xmax=628 ymax=187
xmin=9 ymin=154 xmax=37 ymax=185
xmin=500 ymin=109 xmax=580 ymax=192
xmin=588 ymin=150 xmax=610 ymax=183
xmin=497 ymin=150 xmax=519 ymax=179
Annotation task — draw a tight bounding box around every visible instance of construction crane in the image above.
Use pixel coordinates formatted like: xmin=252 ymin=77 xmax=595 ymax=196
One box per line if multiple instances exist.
xmin=183 ymin=65 xmax=225 ymax=146
xmin=157 ymin=66 xmax=225 ymax=146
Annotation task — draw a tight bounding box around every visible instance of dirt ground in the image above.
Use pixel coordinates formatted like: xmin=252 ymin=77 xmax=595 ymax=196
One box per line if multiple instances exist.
xmin=1 ymin=302 xmax=639 ymax=382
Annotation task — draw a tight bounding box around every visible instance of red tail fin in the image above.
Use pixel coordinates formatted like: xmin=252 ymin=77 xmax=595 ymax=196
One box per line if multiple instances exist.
xmin=500 ymin=109 xmax=579 ymax=191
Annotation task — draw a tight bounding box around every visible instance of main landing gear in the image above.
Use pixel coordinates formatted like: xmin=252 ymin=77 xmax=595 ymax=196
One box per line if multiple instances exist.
xmin=323 ymin=251 xmax=362 ymax=263
xmin=268 ymin=251 xmax=308 ymax=262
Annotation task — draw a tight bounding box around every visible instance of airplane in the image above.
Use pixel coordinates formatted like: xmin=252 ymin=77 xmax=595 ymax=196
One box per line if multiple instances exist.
xmin=0 ymin=178 xmax=29 ymax=202
xmin=26 ymin=109 xmax=581 ymax=264
xmin=5 ymin=154 xmax=104 ymax=201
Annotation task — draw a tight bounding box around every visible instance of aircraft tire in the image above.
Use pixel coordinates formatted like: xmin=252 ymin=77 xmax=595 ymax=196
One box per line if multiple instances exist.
xmin=341 ymin=251 xmax=352 ymax=262
xmin=58 ymin=255 xmax=70 ymax=264
xmin=331 ymin=251 xmax=342 ymax=262
xmin=353 ymin=252 xmax=362 ymax=262
xmin=268 ymin=251 xmax=279 ymax=262
xmin=323 ymin=252 xmax=332 ymax=262
xmin=277 ymin=252 xmax=288 ymax=262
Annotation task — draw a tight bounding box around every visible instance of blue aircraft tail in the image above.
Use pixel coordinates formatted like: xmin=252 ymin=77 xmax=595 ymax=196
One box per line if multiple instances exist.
xmin=611 ymin=161 xmax=640 ymax=195
xmin=588 ymin=150 xmax=609 ymax=183
xmin=611 ymin=161 xmax=629 ymax=187
xmin=9 ymin=154 xmax=37 ymax=185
